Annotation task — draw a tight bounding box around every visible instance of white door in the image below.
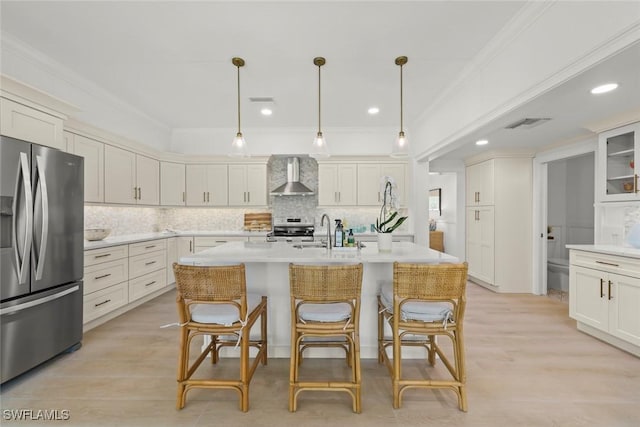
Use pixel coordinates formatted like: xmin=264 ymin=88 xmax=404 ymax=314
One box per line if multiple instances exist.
xmin=67 ymin=133 xmax=104 ymax=203
xmin=608 ymin=272 xmax=640 ymax=346
xmin=228 ymin=164 xmax=247 ymax=205
xmin=186 ymin=165 xmax=208 ymax=206
xmin=160 ymin=162 xmax=186 ymax=206
xmin=570 ymin=265 xmax=609 ymax=331
xmin=246 ymin=164 xmax=267 ymax=206
xmin=207 ymin=165 xmax=228 ymax=206
xmin=104 ymin=145 xmax=136 ymax=204
xmin=356 ymin=164 xmax=380 ymax=206
xmin=466 ymin=206 xmax=495 ymax=284
xmin=336 ymin=164 xmax=357 ymax=205
xmin=318 ymin=164 xmax=338 ymax=206
xmin=136 ymin=155 xmax=159 ymax=205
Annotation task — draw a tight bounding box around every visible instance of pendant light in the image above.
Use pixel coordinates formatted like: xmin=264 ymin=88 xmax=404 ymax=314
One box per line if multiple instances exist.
xmin=391 ymin=56 xmax=409 ymax=158
xmin=310 ymin=56 xmax=329 ymax=158
xmin=230 ymin=57 xmax=249 ymax=157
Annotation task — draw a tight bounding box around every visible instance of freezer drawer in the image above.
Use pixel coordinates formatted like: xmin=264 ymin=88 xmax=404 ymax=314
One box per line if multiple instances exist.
xmin=1 ymin=282 xmax=83 ymax=383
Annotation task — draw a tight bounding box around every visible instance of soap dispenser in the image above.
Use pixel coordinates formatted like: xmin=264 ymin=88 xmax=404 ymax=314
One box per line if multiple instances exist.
xmin=334 ymin=219 xmax=344 ymax=248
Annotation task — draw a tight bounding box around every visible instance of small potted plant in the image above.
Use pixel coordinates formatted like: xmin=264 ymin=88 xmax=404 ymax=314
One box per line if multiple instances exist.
xmin=375 ymin=177 xmax=408 ymax=252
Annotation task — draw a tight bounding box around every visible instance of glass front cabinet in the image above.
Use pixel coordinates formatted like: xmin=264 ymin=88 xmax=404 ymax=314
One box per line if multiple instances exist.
xmin=599 ymin=122 xmax=640 ymax=201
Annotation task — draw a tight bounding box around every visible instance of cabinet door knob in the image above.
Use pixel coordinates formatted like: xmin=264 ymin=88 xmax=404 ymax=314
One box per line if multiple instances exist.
xmin=608 ymin=280 xmax=613 ymax=300
xmin=600 ymin=278 xmax=605 ymax=298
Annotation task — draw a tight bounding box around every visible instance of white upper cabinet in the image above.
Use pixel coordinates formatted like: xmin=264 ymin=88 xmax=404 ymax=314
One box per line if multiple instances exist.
xmin=318 ymin=163 xmax=358 ymax=206
xmin=228 ymin=164 xmax=267 ymax=206
xmin=598 ymin=122 xmax=640 ymax=201
xmin=186 ymin=164 xmax=228 ymax=206
xmin=65 ymin=131 xmax=104 ymax=203
xmin=160 ymin=161 xmax=186 ymax=206
xmin=1 ymin=98 xmax=66 ymax=151
xmin=466 ymin=159 xmax=495 ymax=206
xmin=104 ymin=145 xmax=159 ymax=205
xmin=357 ymin=163 xmax=406 ymax=206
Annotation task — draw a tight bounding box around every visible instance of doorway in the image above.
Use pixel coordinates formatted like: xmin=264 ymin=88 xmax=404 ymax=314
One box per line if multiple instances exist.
xmin=533 ymin=139 xmax=597 ymax=295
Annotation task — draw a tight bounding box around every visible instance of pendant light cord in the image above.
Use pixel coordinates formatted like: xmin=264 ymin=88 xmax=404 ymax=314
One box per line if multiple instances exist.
xmin=237 ymin=64 xmax=241 ymax=134
xmin=399 ymin=62 xmax=403 ymax=134
xmin=318 ymin=62 xmax=322 ymax=134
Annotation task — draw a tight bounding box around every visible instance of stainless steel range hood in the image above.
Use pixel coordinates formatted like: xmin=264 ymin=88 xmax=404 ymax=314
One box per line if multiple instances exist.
xmin=270 ymin=157 xmax=315 ymax=196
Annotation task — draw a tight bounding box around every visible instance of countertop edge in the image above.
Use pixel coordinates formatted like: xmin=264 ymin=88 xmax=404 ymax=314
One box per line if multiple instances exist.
xmin=84 ymin=231 xmax=415 ymax=251
xmin=567 ymin=244 xmax=640 ymax=259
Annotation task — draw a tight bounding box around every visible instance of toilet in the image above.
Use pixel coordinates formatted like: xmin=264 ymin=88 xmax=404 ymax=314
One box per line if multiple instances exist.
xmin=547 ymin=257 xmax=570 ymax=292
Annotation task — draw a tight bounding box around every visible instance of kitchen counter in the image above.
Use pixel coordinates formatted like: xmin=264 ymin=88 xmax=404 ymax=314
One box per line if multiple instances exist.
xmin=84 ymin=230 xmax=270 ymax=250
xmin=178 ymin=241 xmax=458 ymax=359
xmin=180 ymin=241 xmax=452 ymax=264
xmin=84 ymin=230 xmax=414 ymax=250
xmin=566 ymin=244 xmax=640 ymax=259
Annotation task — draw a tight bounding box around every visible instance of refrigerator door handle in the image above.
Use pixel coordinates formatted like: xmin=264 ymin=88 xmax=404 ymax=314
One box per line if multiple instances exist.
xmin=34 ymin=155 xmax=49 ymax=281
xmin=0 ymin=285 xmax=80 ymax=316
xmin=13 ymin=152 xmax=33 ymax=285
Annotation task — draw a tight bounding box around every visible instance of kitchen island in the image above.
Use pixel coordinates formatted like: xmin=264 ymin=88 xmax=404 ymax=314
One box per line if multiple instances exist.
xmin=179 ymin=241 xmax=458 ymax=358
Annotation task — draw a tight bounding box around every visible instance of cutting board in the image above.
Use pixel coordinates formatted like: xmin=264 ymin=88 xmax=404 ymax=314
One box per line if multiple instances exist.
xmin=244 ymin=213 xmax=272 ymax=231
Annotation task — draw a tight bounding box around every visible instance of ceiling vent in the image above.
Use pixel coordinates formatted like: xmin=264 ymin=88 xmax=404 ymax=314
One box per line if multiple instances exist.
xmin=505 ymin=117 xmax=551 ymax=130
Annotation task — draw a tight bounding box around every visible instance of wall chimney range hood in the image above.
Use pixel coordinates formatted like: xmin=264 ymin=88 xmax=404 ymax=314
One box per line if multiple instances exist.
xmin=270 ymin=157 xmax=315 ymax=196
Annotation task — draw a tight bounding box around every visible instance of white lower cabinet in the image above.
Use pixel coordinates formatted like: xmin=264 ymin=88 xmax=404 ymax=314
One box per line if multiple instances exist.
xmin=83 ymin=239 xmax=169 ymax=327
xmin=570 ymin=249 xmax=640 ymax=355
xmin=83 ymin=245 xmax=129 ymax=323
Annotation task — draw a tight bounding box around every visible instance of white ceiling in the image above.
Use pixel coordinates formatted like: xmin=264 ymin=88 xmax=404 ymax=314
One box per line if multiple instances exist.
xmin=0 ymin=1 xmax=525 ymax=129
xmin=0 ymin=1 xmax=638 ymax=161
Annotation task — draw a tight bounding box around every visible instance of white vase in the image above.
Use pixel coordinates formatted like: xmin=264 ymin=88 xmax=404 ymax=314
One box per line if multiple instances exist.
xmin=378 ymin=232 xmax=393 ymax=252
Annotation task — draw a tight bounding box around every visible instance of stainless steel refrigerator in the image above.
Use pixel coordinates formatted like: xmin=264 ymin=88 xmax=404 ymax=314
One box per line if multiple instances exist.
xmin=1 ymin=135 xmax=84 ymax=383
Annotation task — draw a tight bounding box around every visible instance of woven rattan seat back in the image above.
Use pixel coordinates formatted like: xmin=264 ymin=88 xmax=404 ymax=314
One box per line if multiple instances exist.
xmin=289 ymin=263 xmax=362 ymax=302
xmin=174 ymin=263 xmax=245 ymax=302
xmin=393 ymin=262 xmax=467 ymax=301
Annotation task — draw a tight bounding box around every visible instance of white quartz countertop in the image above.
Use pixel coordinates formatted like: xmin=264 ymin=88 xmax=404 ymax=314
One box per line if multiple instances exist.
xmin=83 ymin=230 xmax=269 ymax=250
xmin=84 ymin=230 xmax=416 ymax=250
xmin=179 ymin=241 xmax=458 ymax=265
xmin=567 ymin=244 xmax=640 ymax=259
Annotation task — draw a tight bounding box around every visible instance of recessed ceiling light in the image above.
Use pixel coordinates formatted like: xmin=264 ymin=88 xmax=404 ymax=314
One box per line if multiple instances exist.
xmin=591 ymin=83 xmax=618 ymax=94
xmin=260 ymin=107 xmax=273 ymax=116
xmin=368 ymin=107 xmax=380 ymax=115
xmin=475 ymin=139 xmax=489 ymax=146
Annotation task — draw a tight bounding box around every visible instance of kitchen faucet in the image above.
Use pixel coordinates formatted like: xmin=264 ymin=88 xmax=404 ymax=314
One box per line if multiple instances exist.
xmin=320 ymin=213 xmax=332 ymax=249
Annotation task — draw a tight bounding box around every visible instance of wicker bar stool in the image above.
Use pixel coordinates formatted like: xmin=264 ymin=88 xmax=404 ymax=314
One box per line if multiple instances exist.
xmin=172 ymin=263 xmax=267 ymax=412
xmin=288 ymin=263 xmax=363 ymax=413
xmin=377 ymin=262 xmax=468 ymax=410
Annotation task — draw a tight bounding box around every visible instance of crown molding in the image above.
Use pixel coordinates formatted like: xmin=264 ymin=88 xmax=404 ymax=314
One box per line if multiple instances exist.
xmin=584 ymin=108 xmax=640 ymax=134
xmin=1 ymin=32 xmax=170 ymax=133
xmin=1 ymin=74 xmax=79 ymax=118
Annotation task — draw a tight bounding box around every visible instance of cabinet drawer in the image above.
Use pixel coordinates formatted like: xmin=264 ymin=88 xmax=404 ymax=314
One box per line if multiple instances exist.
xmin=84 ymin=245 xmax=128 ymax=267
xmin=83 ymin=282 xmax=128 ymax=323
xmin=129 ymin=239 xmax=167 ymax=257
xmin=194 ymin=236 xmax=247 ymax=248
xmin=570 ymin=250 xmax=640 ymax=278
xmin=129 ymin=250 xmax=166 ymax=279
xmin=129 ymin=269 xmax=167 ymax=302
xmin=84 ymin=258 xmax=128 ymax=294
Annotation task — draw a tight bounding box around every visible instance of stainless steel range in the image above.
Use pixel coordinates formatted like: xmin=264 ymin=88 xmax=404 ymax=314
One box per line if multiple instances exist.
xmin=266 ymin=218 xmax=314 ymax=242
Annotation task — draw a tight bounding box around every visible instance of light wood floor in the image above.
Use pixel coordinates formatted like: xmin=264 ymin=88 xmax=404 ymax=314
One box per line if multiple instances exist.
xmin=2 ymin=282 xmax=639 ymax=426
